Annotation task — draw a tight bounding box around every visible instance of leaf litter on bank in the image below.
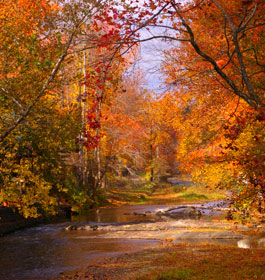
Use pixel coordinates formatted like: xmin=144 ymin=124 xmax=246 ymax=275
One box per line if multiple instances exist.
xmin=56 ymin=243 xmax=265 ymax=280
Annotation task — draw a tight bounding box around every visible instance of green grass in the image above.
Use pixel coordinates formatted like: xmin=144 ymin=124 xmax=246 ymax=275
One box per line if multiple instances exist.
xmin=106 ymin=177 xmax=227 ymax=206
xmin=178 ymin=193 xmax=208 ymax=200
xmin=138 ymin=194 xmax=148 ymax=202
xmin=154 ymin=269 xmax=192 ymax=280
xmin=176 ymin=184 xmax=226 ymax=202
xmin=105 ymin=178 xmax=154 ymax=205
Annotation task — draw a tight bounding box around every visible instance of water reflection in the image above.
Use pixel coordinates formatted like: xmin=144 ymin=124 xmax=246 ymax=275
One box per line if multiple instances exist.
xmin=237 ymin=237 xmax=265 ymax=249
xmin=71 ymin=205 xmax=166 ymax=224
xmin=71 ymin=202 xmax=229 ymax=224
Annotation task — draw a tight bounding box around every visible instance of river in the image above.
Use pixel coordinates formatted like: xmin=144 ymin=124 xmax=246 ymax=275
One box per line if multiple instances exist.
xmin=0 ymin=205 xmax=162 ymax=280
xmin=0 ymin=202 xmax=259 ymax=280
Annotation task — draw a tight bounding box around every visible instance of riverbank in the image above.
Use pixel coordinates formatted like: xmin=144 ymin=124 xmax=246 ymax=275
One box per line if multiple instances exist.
xmin=1 ymin=178 xmax=263 ymax=279
xmin=0 ymin=177 xmax=226 ymax=236
xmin=56 ymin=242 xmax=265 ymax=280
xmin=0 ymin=205 xmax=70 ymax=236
xmin=0 ymin=206 xmax=43 ymax=236
xmin=105 ymin=177 xmax=226 ymax=206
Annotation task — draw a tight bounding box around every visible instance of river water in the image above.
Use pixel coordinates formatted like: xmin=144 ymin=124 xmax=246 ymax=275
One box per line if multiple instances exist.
xmin=0 ymin=205 xmax=162 ymax=280
xmin=0 ymin=202 xmax=249 ymax=280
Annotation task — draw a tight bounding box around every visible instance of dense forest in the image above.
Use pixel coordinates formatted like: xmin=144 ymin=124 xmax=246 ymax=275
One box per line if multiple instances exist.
xmin=0 ymin=0 xmax=264 ymax=222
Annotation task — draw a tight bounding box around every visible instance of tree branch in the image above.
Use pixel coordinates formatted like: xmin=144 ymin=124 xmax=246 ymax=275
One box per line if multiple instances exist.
xmin=0 ymin=88 xmax=25 ymax=113
xmin=169 ymin=0 xmax=263 ymax=108
xmin=0 ymin=28 xmax=80 ymax=143
xmin=238 ymin=1 xmax=257 ymax=32
xmin=211 ymin=0 xmax=263 ymax=107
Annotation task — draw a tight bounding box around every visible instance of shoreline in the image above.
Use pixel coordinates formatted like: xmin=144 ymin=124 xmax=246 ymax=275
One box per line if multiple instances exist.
xmin=0 ymin=206 xmax=70 ymax=236
xmin=54 ymin=242 xmax=265 ymax=280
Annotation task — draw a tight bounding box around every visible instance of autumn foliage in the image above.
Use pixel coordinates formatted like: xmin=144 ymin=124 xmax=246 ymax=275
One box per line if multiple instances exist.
xmin=102 ymin=0 xmax=265 ymax=221
xmin=0 ymin=0 xmax=264 ymax=222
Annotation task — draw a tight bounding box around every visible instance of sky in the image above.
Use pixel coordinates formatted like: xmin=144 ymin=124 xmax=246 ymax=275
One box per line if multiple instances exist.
xmin=134 ymin=20 xmax=178 ymax=93
xmin=138 ymin=38 xmax=166 ymax=92
xmin=118 ymin=0 xmax=181 ymax=93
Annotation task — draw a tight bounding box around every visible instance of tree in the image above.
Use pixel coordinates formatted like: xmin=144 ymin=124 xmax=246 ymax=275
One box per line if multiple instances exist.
xmin=115 ymin=0 xmax=265 ymax=108
xmin=154 ymin=0 xmax=265 ymax=221
xmin=102 ymin=70 xmax=180 ymax=183
xmin=0 ymin=0 xmax=128 ymax=216
xmin=104 ymin=0 xmax=265 ymax=220
xmin=103 ymin=73 xmax=148 ymax=178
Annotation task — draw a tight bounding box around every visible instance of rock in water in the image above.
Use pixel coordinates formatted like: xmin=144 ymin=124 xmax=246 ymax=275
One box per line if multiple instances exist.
xmin=65 ymin=225 xmax=78 ymax=231
xmin=164 ymin=207 xmax=202 ymax=219
xmin=90 ymin=225 xmax=98 ymax=231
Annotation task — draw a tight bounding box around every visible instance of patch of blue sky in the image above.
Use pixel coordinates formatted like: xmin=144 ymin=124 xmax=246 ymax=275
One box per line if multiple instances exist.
xmin=137 ymin=26 xmax=178 ymax=94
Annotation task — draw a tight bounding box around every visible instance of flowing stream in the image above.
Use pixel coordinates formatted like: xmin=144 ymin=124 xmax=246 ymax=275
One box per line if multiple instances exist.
xmin=0 ymin=205 xmax=160 ymax=280
xmin=0 ymin=201 xmax=262 ymax=280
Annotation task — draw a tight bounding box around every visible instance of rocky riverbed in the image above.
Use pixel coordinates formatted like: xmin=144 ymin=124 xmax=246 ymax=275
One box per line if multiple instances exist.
xmin=64 ymin=205 xmax=265 ymax=247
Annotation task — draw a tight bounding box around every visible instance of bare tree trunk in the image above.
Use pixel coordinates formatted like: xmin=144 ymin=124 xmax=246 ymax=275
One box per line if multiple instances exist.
xmin=66 ymin=84 xmax=70 ymax=108
xmin=96 ymin=100 xmax=101 ymax=187
xmin=150 ymin=143 xmax=154 ymax=182
xmin=78 ymin=70 xmax=83 ymax=187
xmin=150 ymin=119 xmax=154 ymax=182
xmin=97 ymin=146 xmax=101 ymax=185
xmin=60 ymin=89 xmax=64 ymax=109
xmin=82 ymin=51 xmax=87 ymax=188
